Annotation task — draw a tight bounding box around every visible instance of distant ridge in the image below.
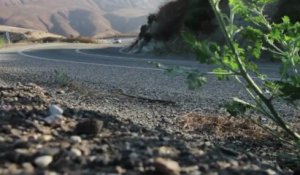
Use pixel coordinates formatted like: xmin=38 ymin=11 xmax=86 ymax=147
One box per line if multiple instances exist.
xmin=0 ymin=0 xmax=166 ymax=37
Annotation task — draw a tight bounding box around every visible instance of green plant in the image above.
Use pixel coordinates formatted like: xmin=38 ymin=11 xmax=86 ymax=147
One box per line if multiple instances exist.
xmin=163 ymin=0 xmax=300 ymax=144
xmin=52 ymin=69 xmax=72 ymax=87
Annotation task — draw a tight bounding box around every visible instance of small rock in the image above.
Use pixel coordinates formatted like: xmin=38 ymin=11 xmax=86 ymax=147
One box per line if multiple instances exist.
xmin=13 ymin=141 xmax=30 ymax=149
xmin=157 ymin=146 xmax=179 ymax=157
xmin=42 ymin=135 xmax=52 ymax=142
xmin=7 ymin=163 xmax=19 ymax=174
xmin=17 ymin=82 xmax=23 ymax=86
xmin=154 ymin=157 xmax=180 ymax=175
xmin=219 ymin=146 xmax=239 ymax=157
xmin=38 ymin=148 xmax=60 ymax=156
xmin=56 ymin=90 xmax=65 ymax=94
xmin=89 ymin=156 xmax=97 ymax=162
xmin=116 ymin=166 xmax=126 ymax=174
xmin=44 ymin=115 xmax=62 ymax=124
xmin=15 ymin=149 xmax=33 ymax=155
xmin=70 ymin=136 xmax=82 ymax=143
xmin=47 ymin=171 xmax=59 ymax=175
xmin=5 ymin=151 xmax=33 ymax=163
xmin=70 ymin=148 xmax=82 ymax=157
xmin=129 ymin=152 xmax=139 ymax=162
xmin=34 ymin=155 xmax=53 ymax=168
xmin=60 ymin=141 xmax=71 ymax=149
xmin=30 ymin=134 xmax=39 ymax=141
xmin=74 ymin=119 xmax=103 ymax=136
xmin=49 ymin=105 xmax=63 ymax=115
xmin=0 ymin=136 xmax=5 ymax=142
xmin=190 ymin=171 xmax=201 ymax=175
xmin=22 ymin=162 xmax=35 ymax=174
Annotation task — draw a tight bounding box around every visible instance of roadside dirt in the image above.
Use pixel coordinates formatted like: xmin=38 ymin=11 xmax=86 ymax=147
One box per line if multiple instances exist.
xmin=0 ymin=82 xmax=299 ymax=175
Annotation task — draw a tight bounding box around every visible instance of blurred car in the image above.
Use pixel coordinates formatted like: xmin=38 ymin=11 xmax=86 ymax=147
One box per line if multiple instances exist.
xmin=113 ymin=38 xmax=122 ymax=44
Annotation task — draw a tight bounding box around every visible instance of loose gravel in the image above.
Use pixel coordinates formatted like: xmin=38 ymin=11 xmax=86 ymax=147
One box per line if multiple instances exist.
xmin=0 ymin=83 xmax=293 ymax=174
xmin=0 ymin=44 xmax=299 ymax=174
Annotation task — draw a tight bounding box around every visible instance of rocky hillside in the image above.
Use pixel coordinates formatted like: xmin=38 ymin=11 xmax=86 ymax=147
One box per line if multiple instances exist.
xmin=129 ymin=0 xmax=300 ymax=53
xmin=0 ymin=0 xmax=167 ymax=37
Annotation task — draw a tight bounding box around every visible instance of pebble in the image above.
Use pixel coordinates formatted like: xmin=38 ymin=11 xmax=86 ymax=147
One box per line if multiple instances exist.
xmin=47 ymin=171 xmax=59 ymax=175
xmin=154 ymin=157 xmax=180 ymax=175
xmin=70 ymin=148 xmax=82 ymax=157
xmin=7 ymin=163 xmax=19 ymax=174
xmin=22 ymin=162 xmax=34 ymax=174
xmin=70 ymin=136 xmax=82 ymax=143
xmin=56 ymin=90 xmax=65 ymax=94
xmin=42 ymin=135 xmax=52 ymax=142
xmin=74 ymin=119 xmax=103 ymax=136
xmin=34 ymin=155 xmax=53 ymax=168
xmin=39 ymin=148 xmax=60 ymax=156
xmin=44 ymin=115 xmax=62 ymax=124
xmin=0 ymin=136 xmax=5 ymax=142
xmin=157 ymin=146 xmax=179 ymax=157
xmin=49 ymin=105 xmax=63 ymax=115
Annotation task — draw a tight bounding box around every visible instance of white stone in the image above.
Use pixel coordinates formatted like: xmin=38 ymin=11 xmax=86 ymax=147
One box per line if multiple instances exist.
xmin=44 ymin=115 xmax=62 ymax=124
xmin=42 ymin=135 xmax=52 ymax=142
xmin=154 ymin=157 xmax=181 ymax=175
xmin=49 ymin=105 xmax=63 ymax=115
xmin=70 ymin=136 xmax=82 ymax=143
xmin=0 ymin=136 xmax=5 ymax=142
xmin=34 ymin=155 xmax=53 ymax=168
xmin=70 ymin=148 xmax=82 ymax=157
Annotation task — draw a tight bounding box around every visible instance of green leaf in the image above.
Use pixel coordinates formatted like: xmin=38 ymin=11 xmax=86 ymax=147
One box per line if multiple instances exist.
xmin=282 ymin=16 xmax=290 ymax=24
xmin=225 ymin=98 xmax=251 ymax=116
xmin=246 ymin=62 xmax=259 ymax=73
xmin=274 ymin=80 xmax=300 ymax=102
xmin=181 ymin=31 xmax=197 ymax=46
xmin=186 ymin=72 xmax=207 ymax=89
xmin=182 ymin=31 xmax=220 ymax=64
xmin=212 ymin=68 xmax=231 ymax=80
xmin=194 ymin=41 xmax=221 ymax=64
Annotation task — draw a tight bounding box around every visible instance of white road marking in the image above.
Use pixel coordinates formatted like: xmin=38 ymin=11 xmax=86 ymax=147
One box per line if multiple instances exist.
xmin=77 ymin=48 xmax=281 ymax=72
xmin=17 ymin=46 xmax=281 ymax=81
xmin=75 ymin=48 xmax=145 ymax=62
xmin=18 ymin=48 xmax=163 ymax=71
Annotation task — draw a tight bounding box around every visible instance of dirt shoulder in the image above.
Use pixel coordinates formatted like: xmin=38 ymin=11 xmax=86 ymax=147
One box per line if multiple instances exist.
xmin=0 ymin=75 xmax=298 ymax=175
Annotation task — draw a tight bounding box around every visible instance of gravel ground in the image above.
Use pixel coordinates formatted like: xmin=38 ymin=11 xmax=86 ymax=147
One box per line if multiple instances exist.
xmin=0 ymin=44 xmax=297 ymax=120
xmin=0 ymin=44 xmax=299 ymax=174
xmin=0 ymin=82 xmax=296 ymax=175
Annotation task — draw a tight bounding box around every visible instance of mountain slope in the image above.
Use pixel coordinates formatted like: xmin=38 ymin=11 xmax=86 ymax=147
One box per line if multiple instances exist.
xmin=0 ymin=0 xmax=166 ymax=37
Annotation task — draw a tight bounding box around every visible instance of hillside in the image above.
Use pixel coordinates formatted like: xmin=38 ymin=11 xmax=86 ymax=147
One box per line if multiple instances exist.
xmin=0 ymin=0 xmax=166 ymax=37
xmin=129 ymin=0 xmax=300 ymax=53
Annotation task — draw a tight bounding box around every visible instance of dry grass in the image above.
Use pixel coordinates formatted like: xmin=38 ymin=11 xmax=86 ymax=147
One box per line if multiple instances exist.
xmin=61 ymin=36 xmax=97 ymax=44
xmin=177 ymin=112 xmax=272 ymax=141
xmin=29 ymin=36 xmax=97 ymax=44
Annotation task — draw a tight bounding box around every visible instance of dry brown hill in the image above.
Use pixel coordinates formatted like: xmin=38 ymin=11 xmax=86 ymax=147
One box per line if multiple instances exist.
xmin=0 ymin=0 xmax=166 ymax=37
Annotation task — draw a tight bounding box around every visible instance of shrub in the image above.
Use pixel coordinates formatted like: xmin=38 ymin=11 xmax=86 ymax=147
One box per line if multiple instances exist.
xmin=62 ymin=36 xmax=97 ymax=43
xmin=150 ymin=0 xmax=189 ymax=41
xmin=147 ymin=14 xmax=157 ymax=25
xmin=184 ymin=0 xmax=221 ymax=34
xmin=161 ymin=0 xmax=300 ymax=144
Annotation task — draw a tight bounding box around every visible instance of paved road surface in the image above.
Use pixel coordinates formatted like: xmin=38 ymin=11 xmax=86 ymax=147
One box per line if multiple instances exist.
xmin=0 ymin=43 xmax=282 ymax=110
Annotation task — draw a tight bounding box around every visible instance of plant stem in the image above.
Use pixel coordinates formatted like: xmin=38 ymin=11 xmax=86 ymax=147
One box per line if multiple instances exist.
xmin=209 ymin=0 xmax=300 ymax=141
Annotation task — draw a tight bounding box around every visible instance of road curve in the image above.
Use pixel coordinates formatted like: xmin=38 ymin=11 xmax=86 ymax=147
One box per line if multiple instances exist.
xmin=0 ymin=43 xmax=282 ymax=110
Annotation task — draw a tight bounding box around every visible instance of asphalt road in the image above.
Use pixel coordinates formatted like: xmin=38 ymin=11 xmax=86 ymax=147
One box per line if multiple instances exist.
xmin=0 ymin=42 xmax=282 ymax=110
